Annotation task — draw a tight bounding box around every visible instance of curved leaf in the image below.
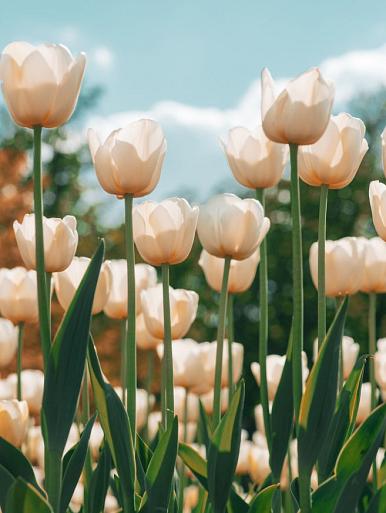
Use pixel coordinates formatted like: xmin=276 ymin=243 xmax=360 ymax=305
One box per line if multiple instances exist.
xmin=366 ymin=483 xmax=386 ymax=513
xmin=87 ymin=443 xmax=112 ymax=513
xmin=5 ymin=478 xmax=53 ymax=513
xmin=248 ymin=484 xmax=280 ymax=513
xmin=179 ymin=443 xmax=208 ymax=489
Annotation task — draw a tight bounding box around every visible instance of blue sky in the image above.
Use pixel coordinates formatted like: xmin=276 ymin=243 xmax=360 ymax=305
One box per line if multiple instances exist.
xmin=1 ymin=1 xmax=386 ymax=222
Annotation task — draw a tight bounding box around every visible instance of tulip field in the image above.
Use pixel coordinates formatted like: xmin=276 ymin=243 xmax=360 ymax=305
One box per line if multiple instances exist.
xmin=0 ymin=41 xmax=386 ymax=513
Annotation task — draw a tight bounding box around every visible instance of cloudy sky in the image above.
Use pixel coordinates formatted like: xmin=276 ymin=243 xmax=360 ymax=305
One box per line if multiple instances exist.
xmin=1 ymin=1 xmax=386 ymax=222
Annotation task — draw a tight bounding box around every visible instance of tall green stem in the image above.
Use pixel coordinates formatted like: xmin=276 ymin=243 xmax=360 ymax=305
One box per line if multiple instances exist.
xmin=16 ymin=323 xmax=24 ymax=401
xmin=178 ymin=390 xmax=189 ymax=512
xmin=162 ymin=263 xmax=174 ymax=429
xmin=44 ymin=449 xmax=62 ymax=513
xmin=33 ymin=126 xmax=50 ymax=367
xmin=81 ymin=367 xmax=93 ymax=502
xmin=289 ymin=144 xmax=303 ymax=424
xmin=125 ymin=194 xmax=136 ymax=437
xmin=317 ymin=185 xmax=328 ymax=349
xmin=227 ymin=293 xmax=234 ymax=405
xmin=145 ymin=350 xmax=154 ymax=440
xmin=213 ymin=256 xmax=231 ymax=427
xmin=255 ymin=188 xmax=272 ymax=451
xmin=369 ymin=292 xmax=378 ymax=490
xmin=120 ymin=319 xmax=127 ymax=407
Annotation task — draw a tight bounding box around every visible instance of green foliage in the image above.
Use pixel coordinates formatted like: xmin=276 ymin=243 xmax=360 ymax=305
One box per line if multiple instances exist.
xmin=5 ymin=478 xmax=53 ymax=513
xmin=87 ymin=443 xmax=112 ymax=513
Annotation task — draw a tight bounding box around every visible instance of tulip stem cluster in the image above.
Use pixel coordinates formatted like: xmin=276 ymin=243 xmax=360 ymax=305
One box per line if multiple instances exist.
xmin=162 ymin=263 xmax=174 ymax=429
xmin=124 ymin=194 xmax=137 ymax=434
xmin=213 ymin=256 xmax=231 ymax=426
xmin=33 ymin=126 xmax=51 ymax=367
xmin=227 ymin=293 xmax=234 ymax=404
xmin=289 ymin=144 xmax=304 ymax=424
xmin=16 ymin=322 xmax=24 ymax=401
xmin=255 ymin=187 xmax=272 ymax=450
xmin=318 ymin=185 xmax=328 ymax=348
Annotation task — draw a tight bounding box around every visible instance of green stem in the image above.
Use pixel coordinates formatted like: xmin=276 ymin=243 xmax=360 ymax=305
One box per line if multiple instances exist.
xmin=299 ymin=472 xmax=312 ymax=513
xmin=162 ymin=263 xmax=174 ymax=429
xmin=125 ymin=194 xmax=136 ymax=437
xmin=178 ymin=390 xmax=189 ymax=512
xmin=16 ymin=323 xmax=24 ymax=401
xmin=213 ymin=256 xmax=231 ymax=427
xmin=46 ymin=272 xmax=52 ymax=340
xmin=255 ymin=188 xmax=272 ymax=451
xmin=33 ymin=126 xmax=50 ymax=367
xmin=289 ymin=144 xmax=304 ymax=425
xmin=227 ymin=293 xmax=234 ymax=405
xmin=120 ymin=319 xmax=127 ymax=407
xmin=81 ymin=367 xmax=92 ymax=506
xmin=317 ymin=185 xmax=328 ymax=349
xmin=369 ymin=292 xmax=378 ymax=490
xmin=145 ymin=350 xmax=154 ymax=440
xmin=44 ymin=449 xmax=62 ymax=513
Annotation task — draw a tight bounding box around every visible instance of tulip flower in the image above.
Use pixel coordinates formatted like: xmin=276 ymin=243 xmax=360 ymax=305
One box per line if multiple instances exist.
xmin=136 ymin=313 xmax=163 ymax=350
xmin=173 ymin=386 xmax=199 ymax=423
xmin=54 ymin=256 xmax=111 ymax=315
xmin=248 ymin=438 xmax=271 ymax=484
xmin=369 ymin=181 xmax=386 ymax=241
xmin=141 ymin=284 xmax=198 ymax=340
xmin=314 ymin=336 xmax=359 ymax=381
xmin=199 ymin=340 xmax=244 ymax=391
xmin=356 ymin=383 xmax=377 ymax=424
xmin=0 ymin=399 xmax=29 ymax=446
xmin=236 ymin=440 xmax=254 ymax=475
xmin=0 ymin=267 xmax=40 ymax=324
xmin=374 ymin=351 xmax=386 ymax=400
xmin=309 ymin=237 xmax=365 ymax=297
xmin=197 ymin=193 xmax=270 ymax=261
xmin=133 ymin=198 xmax=199 ymax=266
xmin=148 ymin=411 xmax=197 ymax=443
xmin=13 ymin=214 xmax=78 ymax=273
xmin=200 ymin=387 xmax=230 ymax=415
xmin=298 ymin=113 xmax=368 ymax=189
xmin=358 ymin=237 xmax=386 ymax=293
xmin=88 ymin=119 xmax=166 ymax=198
xmin=6 ymin=369 xmax=44 ymax=415
xmin=222 ymin=125 xmax=288 ymax=189
xmin=199 ymin=249 xmax=260 ymax=294
xmin=0 ymin=318 xmax=18 ymax=367
xmin=184 ymin=486 xmax=199 ymax=513
xmin=377 ymin=339 xmax=386 ymax=353
xmin=103 ymin=261 xmax=157 ymax=319
xmin=261 ymin=67 xmax=334 ymax=145
xmin=382 ymin=128 xmax=386 ymax=177
xmin=254 ymin=402 xmax=273 ymax=435
xmin=251 ymin=353 xmax=309 ymax=401
xmin=0 ymin=42 xmax=86 ymax=128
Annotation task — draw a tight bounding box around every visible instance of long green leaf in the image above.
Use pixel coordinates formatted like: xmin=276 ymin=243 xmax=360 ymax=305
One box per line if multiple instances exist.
xmin=248 ymin=484 xmax=280 ymax=513
xmin=0 ymin=463 xmax=15 ymax=511
xmin=208 ymin=380 xmax=245 ymax=513
xmin=87 ymin=443 xmax=112 ymax=513
xmin=42 ymin=240 xmax=104 ymax=456
xmin=5 ymin=478 xmax=53 ymax=513
xmin=366 ymin=483 xmax=386 ymax=513
xmin=179 ymin=443 xmax=208 ymax=489
xmin=298 ymin=297 xmax=348 ymax=475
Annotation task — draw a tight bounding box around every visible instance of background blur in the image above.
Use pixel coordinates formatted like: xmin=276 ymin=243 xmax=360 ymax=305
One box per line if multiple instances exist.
xmin=1 ymin=0 xmax=386 ymax=424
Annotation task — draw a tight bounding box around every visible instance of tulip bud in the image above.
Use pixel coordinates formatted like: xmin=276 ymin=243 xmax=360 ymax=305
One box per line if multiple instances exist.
xmin=249 ymin=440 xmax=271 ymax=484
xmin=377 ymin=338 xmax=386 ymax=353
xmin=197 ymin=193 xmax=270 ymax=260
xmin=173 ymin=386 xmax=199 ymax=423
xmin=0 ymin=318 xmax=18 ymax=367
xmin=133 ymin=198 xmax=199 ymax=266
xmin=136 ymin=313 xmax=162 ymax=350
xmin=374 ymin=350 xmax=386 ymax=399
xmin=309 ymin=237 xmax=365 ymax=297
xmin=54 ymin=257 xmax=111 ymax=315
xmin=356 ymin=383 xmax=377 ymax=424
xmin=0 ymin=399 xmax=29 ymax=446
xmin=199 ymin=249 xmax=259 ymax=293
xmin=236 ymin=440 xmax=254 ymax=475
xmin=184 ymin=486 xmax=199 ymax=513
xmin=88 ymin=119 xmax=166 ymax=198
xmin=298 ymin=113 xmax=368 ymax=188
xmin=136 ymin=388 xmax=155 ymax=430
xmin=261 ymin=67 xmax=334 ymax=145
xmin=200 ymin=387 xmax=230 ymax=415
xmin=103 ymin=261 xmax=157 ymax=319
xmin=198 ymin=340 xmax=244 ymax=391
xmin=0 ymin=42 xmax=86 ymax=128
xmin=89 ymin=422 xmax=104 ymax=460
xmin=25 ymin=425 xmax=44 ymax=466
xmin=251 ymin=353 xmax=309 ymax=401
xmin=0 ymin=267 xmax=42 ymax=324
xmin=141 ymin=284 xmax=198 ymax=340
xmin=222 ymin=125 xmax=288 ymax=189
xmin=358 ymin=237 xmax=386 ymax=293
xmin=369 ymin=181 xmax=386 ymax=241
xmin=13 ymin=214 xmax=78 ymax=272
xmin=6 ymin=369 xmax=44 ymax=415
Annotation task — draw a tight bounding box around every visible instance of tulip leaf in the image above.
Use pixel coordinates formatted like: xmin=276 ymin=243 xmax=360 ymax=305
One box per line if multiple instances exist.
xmin=290 ymin=477 xmax=300 ymax=512
xmin=42 ymin=240 xmax=104 ymax=456
xmin=226 ymin=488 xmax=248 ymax=513
xmin=298 ymin=297 xmax=348 ymax=476
xmin=5 ymin=477 xmax=53 ymax=513
xmin=0 ymin=463 xmax=15 ymax=512
xmin=317 ymin=355 xmax=366 ymax=482
xmin=198 ymin=400 xmax=213 ymax=451
xmin=311 ymin=403 xmax=386 ymax=513
xmin=136 ymin=434 xmax=153 ymax=494
xmin=207 ymin=380 xmax=245 ymax=513
xmin=87 ymin=337 xmax=136 ymax=511
xmin=366 ymin=483 xmax=386 ymax=513
xmin=87 ymin=443 xmax=112 ymax=513
xmin=59 ymin=414 xmax=96 ymax=513
xmin=138 ymin=415 xmax=178 ymax=513
xmin=270 ymin=329 xmax=294 ymax=480
xmin=248 ymin=484 xmax=280 ymax=513
xmin=179 ymin=443 xmax=208 ymax=489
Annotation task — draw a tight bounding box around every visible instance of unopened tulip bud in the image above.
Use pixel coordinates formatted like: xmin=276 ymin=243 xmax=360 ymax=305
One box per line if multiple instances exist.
xmin=356 ymin=383 xmax=378 ymax=424
xmin=309 ymin=237 xmax=365 ymax=297
xmin=136 ymin=313 xmax=162 ymax=350
xmin=358 ymin=237 xmax=386 ymax=293
xmin=6 ymin=369 xmax=44 ymax=415
xmin=369 ymin=181 xmax=386 ymax=241
xmin=13 ymin=214 xmax=78 ymax=272
xmin=141 ymin=284 xmax=198 ymax=340
xmin=0 ymin=267 xmax=42 ymax=324
xmin=103 ymin=261 xmax=157 ymax=319
xmin=54 ymin=257 xmax=111 ymax=315
xmin=133 ymin=198 xmax=199 ymax=266
xmin=313 ymin=336 xmax=359 ymax=380
xmin=249 ymin=441 xmax=271 ymax=484
xmin=298 ymin=113 xmax=368 ymax=188
xmin=0 ymin=42 xmax=86 ymax=128
xmin=377 ymin=338 xmax=386 ymax=353
xmin=0 ymin=318 xmax=18 ymax=367
xmin=0 ymin=399 xmax=29 ymax=446
xmin=199 ymin=249 xmax=259 ymax=293
xmin=254 ymin=402 xmax=273 ymax=435
xmin=197 ymin=193 xmax=270 ymax=260
xmin=222 ymin=125 xmax=288 ymax=189
xmin=236 ymin=440 xmax=254 ymax=475
xmin=261 ymin=67 xmax=334 ymax=145
xmin=88 ymin=119 xmax=166 ymax=198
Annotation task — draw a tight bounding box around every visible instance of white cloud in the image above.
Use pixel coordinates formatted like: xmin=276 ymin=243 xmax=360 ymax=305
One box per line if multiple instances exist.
xmin=92 ymin=46 xmax=114 ymax=69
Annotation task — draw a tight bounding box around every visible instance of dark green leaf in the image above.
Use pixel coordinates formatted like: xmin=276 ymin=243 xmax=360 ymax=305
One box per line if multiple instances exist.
xmin=87 ymin=443 xmax=112 ymax=513
xmin=290 ymin=477 xmax=300 ymax=512
xmin=298 ymin=298 xmax=348 ymax=476
xmin=42 ymin=240 xmax=104 ymax=456
xmin=0 ymin=463 xmax=15 ymax=511
xmin=366 ymin=483 xmax=386 ymax=513
xmin=5 ymin=478 xmax=53 ymax=513
xmin=136 ymin=433 xmax=153 ymax=494
xmin=248 ymin=484 xmax=280 ymax=513
xmin=179 ymin=443 xmax=208 ymax=489
xmin=198 ymin=400 xmax=212 ymax=451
